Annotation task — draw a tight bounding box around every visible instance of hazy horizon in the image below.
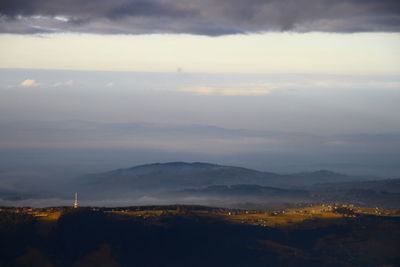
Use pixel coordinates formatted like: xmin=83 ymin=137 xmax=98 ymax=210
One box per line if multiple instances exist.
xmin=1 ymin=68 xmax=400 ymax=184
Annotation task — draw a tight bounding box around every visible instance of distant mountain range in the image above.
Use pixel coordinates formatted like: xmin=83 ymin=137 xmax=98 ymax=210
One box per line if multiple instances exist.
xmin=80 ymin=161 xmax=377 ymax=191
xmin=310 ymin=178 xmax=400 ymax=209
xmin=71 ymin=162 xmax=400 ymax=208
xmin=311 ymin=178 xmax=400 ymax=193
xmin=1 ymin=161 xmax=398 ymax=208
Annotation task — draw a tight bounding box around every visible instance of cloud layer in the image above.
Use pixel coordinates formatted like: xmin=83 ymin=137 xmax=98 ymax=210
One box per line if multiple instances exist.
xmin=19 ymin=79 xmax=39 ymax=87
xmin=52 ymin=80 xmax=74 ymax=87
xmin=1 ymin=0 xmax=399 ymax=35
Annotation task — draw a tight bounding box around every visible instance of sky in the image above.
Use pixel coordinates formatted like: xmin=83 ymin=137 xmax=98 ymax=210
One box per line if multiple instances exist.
xmin=0 ymin=0 xmax=400 ymax=74
xmin=0 ymin=32 xmax=399 ymax=74
xmin=0 ymin=0 xmax=400 ymax=178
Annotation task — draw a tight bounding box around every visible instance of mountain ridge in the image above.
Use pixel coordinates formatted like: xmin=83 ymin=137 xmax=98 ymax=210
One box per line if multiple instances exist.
xmin=80 ymin=162 xmax=378 ymax=193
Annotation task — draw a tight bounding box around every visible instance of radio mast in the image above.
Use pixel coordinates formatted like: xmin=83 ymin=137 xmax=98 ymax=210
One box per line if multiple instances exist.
xmin=74 ymin=192 xmax=79 ymax=208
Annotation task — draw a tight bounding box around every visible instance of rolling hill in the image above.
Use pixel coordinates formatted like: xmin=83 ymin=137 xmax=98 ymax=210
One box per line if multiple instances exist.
xmin=79 ymin=162 xmax=376 ymax=191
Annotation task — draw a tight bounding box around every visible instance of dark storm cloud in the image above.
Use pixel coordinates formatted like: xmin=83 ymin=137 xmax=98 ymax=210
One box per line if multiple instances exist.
xmin=0 ymin=0 xmax=399 ymax=35
xmin=106 ymin=1 xmax=196 ymax=20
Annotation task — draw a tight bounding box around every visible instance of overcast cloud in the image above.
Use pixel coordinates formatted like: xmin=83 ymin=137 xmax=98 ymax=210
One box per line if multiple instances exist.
xmin=1 ymin=0 xmax=399 ymax=35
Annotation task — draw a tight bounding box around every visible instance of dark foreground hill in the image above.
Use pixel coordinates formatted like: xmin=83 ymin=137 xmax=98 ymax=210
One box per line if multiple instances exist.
xmin=1 ymin=206 xmax=399 ymax=267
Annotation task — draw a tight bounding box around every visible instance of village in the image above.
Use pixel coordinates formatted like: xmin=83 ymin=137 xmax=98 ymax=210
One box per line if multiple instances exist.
xmin=1 ymin=202 xmax=398 ymax=228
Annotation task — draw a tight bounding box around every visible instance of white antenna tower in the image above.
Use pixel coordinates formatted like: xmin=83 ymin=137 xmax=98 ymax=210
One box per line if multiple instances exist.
xmin=74 ymin=192 xmax=79 ymax=208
